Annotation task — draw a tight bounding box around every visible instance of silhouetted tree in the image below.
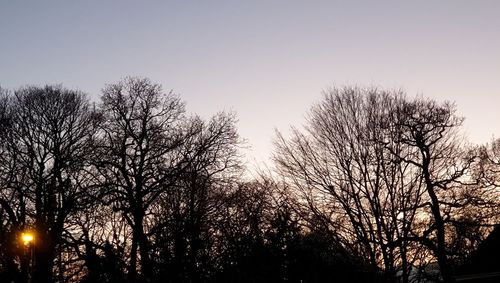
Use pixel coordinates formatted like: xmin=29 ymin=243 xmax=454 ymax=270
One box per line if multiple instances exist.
xmin=0 ymin=86 xmax=23 ymax=283
xmin=274 ymin=87 xmax=500 ymax=283
xmin=149 ymin=112 xmax=241 ymax=282
xmin=382 ymin=98 xmax=475 ymax=282
xmin=0 ymin=85 xmax=97 ymax=283
xmin=443 ymin=139 xmax=500 ymax=266
xmin=62 ymin=194 xmax=129 ymax=282
xmin=79 ymin=241 xmax=127 ymax=283
xmin=210 ymin=176 xmax=379 ymax=283
xmin=93 ymin=77 xmax=189 ymax=281
xmin=3 ymin=79 xmax=500 ymax=283
xmin=274 ymin=87 xmax=422 ymax=282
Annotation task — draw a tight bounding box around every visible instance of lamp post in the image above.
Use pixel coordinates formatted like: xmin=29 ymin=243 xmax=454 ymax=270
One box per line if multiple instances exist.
xmin=21 ymin=231 xmax=35 ymax=283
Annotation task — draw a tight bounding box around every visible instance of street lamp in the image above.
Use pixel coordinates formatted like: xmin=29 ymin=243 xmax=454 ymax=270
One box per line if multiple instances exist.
xmin=22 ymin=232 xmax=34 ymax=246
xmin=21 ymin=231 xmax=35 ymax=283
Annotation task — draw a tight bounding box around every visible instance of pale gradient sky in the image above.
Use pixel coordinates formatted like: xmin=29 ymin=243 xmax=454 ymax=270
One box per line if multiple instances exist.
xmin=1 ymin=1 xmax=500 ymax=166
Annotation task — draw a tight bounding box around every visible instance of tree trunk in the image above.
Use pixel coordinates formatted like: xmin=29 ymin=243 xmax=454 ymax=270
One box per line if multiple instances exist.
xmin=129 ymin=233 xmax=138 ymax=281
xmin=133 ymin=210 xmax=152 ymax=281
xmin=33 ymin=228 xmax=55 ymax=283
xmin=421 ymin=148 xmax=452 ymax=283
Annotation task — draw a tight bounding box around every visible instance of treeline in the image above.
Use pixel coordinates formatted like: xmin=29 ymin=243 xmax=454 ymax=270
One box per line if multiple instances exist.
xmin=0 ymin=79 xmax=499 ymax=283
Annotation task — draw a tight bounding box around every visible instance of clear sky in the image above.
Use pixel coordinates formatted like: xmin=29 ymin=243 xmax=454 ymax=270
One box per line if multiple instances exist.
xmin=1 ymin=1 xmax=500 ymax=166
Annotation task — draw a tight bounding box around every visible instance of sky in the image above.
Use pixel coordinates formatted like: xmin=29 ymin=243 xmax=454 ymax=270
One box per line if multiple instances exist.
xmin=1 ymin=1 xmax=500 ymax=167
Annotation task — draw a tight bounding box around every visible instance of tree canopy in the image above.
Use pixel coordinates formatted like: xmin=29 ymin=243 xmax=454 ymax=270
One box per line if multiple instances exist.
xmin=0 ymin=82 xmax=499 ymax=283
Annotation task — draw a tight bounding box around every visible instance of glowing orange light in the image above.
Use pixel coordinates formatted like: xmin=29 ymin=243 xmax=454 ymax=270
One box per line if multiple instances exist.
xmin=21 ymin=233 xmax=34 ymax=245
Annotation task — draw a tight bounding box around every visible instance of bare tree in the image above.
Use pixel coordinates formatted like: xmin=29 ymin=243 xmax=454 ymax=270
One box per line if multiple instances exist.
xmin=382 ymin=98 xmax=478 ymax=282
xmin=0 ymin=87 xmax=24 ymax=282
xmin=274 ymin=87 xmax=424 ymax=282
xmin=93 ymin=77 xmax=190 ymax=281
xmin=0 ymin=85 xmax=97 ymax=283
xmin=146 ymin=111 xmax=242 ymax=282
xmin=273 ymin=87 xmax=500 ymax=282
